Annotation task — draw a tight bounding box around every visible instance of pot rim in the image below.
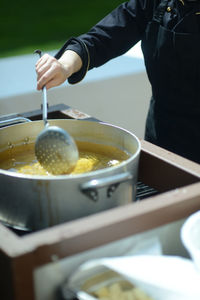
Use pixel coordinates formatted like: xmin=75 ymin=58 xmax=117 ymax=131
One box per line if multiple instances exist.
xmin=0 ymin=120 xmax=141 ymax=180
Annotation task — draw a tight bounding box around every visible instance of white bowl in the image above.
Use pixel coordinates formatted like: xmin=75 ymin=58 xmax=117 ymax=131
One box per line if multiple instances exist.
xmin=181 ymin=210 xmax=200 ymax=271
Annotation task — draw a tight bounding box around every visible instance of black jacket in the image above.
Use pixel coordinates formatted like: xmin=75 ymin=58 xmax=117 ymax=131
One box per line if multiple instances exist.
xmin=55 ymin=0 xmax=200 ymax=163
xmin=55 ymin=0 xmax=194 ymax=84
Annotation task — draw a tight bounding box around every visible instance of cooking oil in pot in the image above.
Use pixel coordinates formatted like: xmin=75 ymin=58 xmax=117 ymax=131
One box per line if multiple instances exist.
xmin=0 ymin=141 xmax=130 ymax=176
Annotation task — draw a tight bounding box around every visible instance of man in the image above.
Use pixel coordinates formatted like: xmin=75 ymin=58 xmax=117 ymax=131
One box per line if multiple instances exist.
xmin=36 ymin=0 xmax=200 ymax=163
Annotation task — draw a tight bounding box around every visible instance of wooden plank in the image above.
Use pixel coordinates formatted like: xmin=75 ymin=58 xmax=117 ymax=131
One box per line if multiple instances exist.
xmin=12 ymin=255 xmax=35 ymax=300
xmin=0 ymin=140 xmax=200 ymax=260
xmin=2 ymin=180 xmax=200 ymax=300
xmin=0 ymin=252 xmax=15 ymax=300
xmin=0 ymin=140 xmax=200 ymax=299
xmin=139 ymin=140 xmax=200 ymax=191
xmin=21 ymin=181 xmax=200 ymax=263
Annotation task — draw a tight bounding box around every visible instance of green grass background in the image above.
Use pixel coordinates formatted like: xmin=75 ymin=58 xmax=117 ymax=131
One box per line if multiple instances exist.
xmin=1 ymin=0 xmax=124 ymax=58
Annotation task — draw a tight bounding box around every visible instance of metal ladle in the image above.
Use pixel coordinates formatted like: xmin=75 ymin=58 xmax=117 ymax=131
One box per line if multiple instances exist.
xmin=34 ymin=50 xmax=79 ymax=175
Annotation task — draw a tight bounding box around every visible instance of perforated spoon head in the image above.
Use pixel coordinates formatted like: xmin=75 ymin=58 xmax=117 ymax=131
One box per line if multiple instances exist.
xmin=35 ymin=125 xmax=79 ymax=175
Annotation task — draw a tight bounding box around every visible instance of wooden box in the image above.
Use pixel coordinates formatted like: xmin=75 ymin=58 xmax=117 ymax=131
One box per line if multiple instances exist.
xmin=0 ymin=105 xmax=200 ymax=299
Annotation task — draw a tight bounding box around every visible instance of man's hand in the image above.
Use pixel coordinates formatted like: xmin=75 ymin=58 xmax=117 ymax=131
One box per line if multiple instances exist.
xmin=35 ymin=50 xmax=82 ymax=90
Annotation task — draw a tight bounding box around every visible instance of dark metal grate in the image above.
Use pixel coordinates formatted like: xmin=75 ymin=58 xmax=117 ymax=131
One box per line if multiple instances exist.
xmin=136 ymin=181 xmax=159 ymax=201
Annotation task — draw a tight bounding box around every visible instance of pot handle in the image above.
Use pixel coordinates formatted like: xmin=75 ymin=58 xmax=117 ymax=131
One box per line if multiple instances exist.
xmin=0 ymin=117 xmax=32 ymax=128
xmin=80 ymin=172 xmax=133 ymax=202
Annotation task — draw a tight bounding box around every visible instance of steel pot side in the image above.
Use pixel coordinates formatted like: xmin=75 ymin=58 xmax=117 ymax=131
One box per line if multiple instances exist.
xmin=0 ymin=120 xmax=141 ymax=230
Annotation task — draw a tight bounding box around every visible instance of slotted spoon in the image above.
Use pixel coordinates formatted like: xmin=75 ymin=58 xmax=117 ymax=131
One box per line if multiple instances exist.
xmin=34 ymin=50 xmax=79 ymax=175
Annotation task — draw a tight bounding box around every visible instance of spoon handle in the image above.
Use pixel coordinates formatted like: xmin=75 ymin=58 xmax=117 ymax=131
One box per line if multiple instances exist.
xmin=42 ymin=85 xmax=48 ymax=126
xmin=34 ymin=49 xmax=48 ymax=126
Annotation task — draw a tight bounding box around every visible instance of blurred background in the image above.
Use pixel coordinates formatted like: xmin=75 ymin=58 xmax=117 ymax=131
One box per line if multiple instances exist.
xmin=0 ymin=0 xmax=151 ymax=139
xmin=1 ymin=0 xmax=123 ymax=58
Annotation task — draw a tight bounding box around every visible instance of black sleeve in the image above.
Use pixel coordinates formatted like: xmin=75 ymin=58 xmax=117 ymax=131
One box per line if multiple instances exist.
xmin=55 ymin=0 xmax=152 ymax=84
xmin=54 ymin=37 xmax=90 ymax=84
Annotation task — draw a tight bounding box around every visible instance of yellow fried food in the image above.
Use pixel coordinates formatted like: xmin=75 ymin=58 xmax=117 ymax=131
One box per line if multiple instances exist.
xmin=16 ymin=152 xmax=121 ymax=176
xmin=93 ymin=282 xmax=153 ymax=300
xmin=0 ymin=141 xmax=128 ymax=176
xmin=94 ymin=286 xmax=110 ymax=298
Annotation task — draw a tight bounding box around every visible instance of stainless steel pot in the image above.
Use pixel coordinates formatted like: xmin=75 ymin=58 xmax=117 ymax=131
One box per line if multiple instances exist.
xmin=0 ymin=119 xmax=141 ymax=231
